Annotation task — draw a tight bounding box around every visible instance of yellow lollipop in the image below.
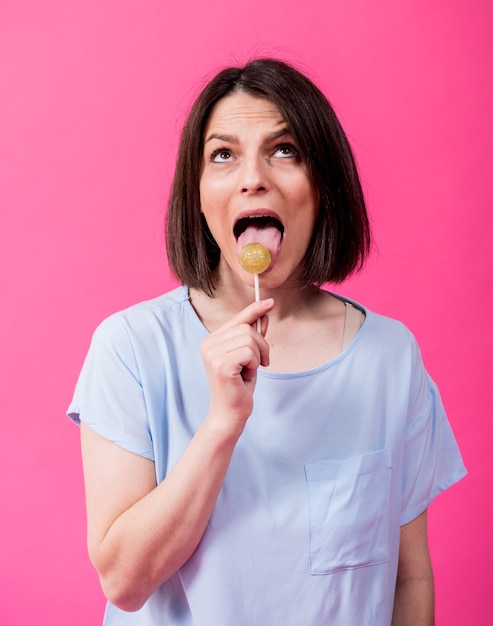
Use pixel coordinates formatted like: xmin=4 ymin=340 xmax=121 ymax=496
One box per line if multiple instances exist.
xmin=239 ymin=243 xmax=271 ymax=332
xmin=239 ymin=242 xmax=271 ymax=275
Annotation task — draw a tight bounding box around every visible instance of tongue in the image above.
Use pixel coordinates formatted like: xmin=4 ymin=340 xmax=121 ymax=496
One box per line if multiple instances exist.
xmin=237 ymin=224 xmax=282 ymax=265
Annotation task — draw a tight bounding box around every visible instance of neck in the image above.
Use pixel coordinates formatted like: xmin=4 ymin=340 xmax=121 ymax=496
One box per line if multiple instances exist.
xmin=189 ymin=273 xmax=327 ymax=333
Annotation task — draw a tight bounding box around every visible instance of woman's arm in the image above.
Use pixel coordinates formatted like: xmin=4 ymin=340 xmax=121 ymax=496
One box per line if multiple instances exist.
xmin=81 ymin=418 xmax=240 ymax=611
xmin=81 ymin=299 xmax=273 ymax=612
xmin=392 ymin=510 xmax=435 ymax=625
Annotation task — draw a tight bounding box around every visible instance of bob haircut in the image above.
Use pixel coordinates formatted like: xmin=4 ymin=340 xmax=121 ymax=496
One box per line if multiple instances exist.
xmin=166 ymin=58 xmax=371 ymax=296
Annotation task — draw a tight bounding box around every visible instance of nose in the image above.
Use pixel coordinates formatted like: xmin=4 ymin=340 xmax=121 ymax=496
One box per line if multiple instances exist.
xmin=239 ymin=155 xmax=270 ymax=194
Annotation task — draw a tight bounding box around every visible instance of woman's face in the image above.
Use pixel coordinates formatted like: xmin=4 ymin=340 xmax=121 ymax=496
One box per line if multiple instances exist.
xmin=199 ymin=91 xmax=319 ymax=289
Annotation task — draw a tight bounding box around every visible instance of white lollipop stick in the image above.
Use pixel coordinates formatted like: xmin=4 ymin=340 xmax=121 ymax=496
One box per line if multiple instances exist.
xmin=254 ymin=273 xmax=261 ymax=332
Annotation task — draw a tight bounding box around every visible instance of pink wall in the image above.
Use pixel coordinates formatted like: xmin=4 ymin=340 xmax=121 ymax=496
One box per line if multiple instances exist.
xmin=1 ymin=1 xmax=490 ymax=623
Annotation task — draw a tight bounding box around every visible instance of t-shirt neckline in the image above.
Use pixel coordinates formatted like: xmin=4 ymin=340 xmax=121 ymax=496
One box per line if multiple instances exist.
xmin=181 ymin=285 xmax=369 ymax=378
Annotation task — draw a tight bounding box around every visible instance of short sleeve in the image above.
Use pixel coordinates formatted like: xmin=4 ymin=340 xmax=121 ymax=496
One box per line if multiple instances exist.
xmin=67 ymin=315 xmax=154 ymax=460
xmin=400 ymin=348 xmax=467 ymax=525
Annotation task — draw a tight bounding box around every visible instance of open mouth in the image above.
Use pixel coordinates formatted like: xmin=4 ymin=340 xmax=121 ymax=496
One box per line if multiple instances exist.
xmin=233 ymin=216 xmax=284 ymax=240
xmin=234 ymin=215 xmax=284 ymax=268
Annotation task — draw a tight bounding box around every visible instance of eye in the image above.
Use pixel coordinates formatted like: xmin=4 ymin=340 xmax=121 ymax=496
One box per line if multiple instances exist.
xmin=273 ymin=143 xmax=298 ymax=159
xmin=211 ymin=149 xmax=234 ymax=163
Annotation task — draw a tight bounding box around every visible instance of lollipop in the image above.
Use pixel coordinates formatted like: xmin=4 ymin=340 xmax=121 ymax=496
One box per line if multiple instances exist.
xmin=239 ymin=242 xmax=271 ymax=276
xmin=239 ymin=242 xmax=271 ymax=331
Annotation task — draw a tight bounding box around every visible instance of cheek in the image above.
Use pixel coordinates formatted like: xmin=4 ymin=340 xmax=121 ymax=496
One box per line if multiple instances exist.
xmin=200 ymin=176 xmax=229 ymax=212
xmin=199 ymin=190 xmax=226 ymax=242
xmin=290 ymin=184 xmax=319 ymax=225
xmin=286 ymin=170 xmax=317 ymax=202
xmin=199 ymin=181 xmax=216 ymax=222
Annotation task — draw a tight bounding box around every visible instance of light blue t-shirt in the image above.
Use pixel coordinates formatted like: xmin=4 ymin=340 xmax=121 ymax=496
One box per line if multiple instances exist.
xmin=68 ymin=286 xmax=466 ymax=625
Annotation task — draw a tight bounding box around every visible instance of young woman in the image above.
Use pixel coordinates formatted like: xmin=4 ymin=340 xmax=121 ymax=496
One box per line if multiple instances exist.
xmin=68 ymin=59 xmax=466 ymax=625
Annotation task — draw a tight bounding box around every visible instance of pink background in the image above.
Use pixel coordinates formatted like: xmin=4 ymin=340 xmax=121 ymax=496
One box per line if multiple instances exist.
xmin=1 ymin=1 xmax=490 ymax=623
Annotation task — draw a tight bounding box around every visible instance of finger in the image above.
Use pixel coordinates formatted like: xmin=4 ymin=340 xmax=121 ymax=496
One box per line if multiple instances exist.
xmin=204 ymin=330 xmax=262 ymax=377
xmin=257 ymin=314 xmax=270 ymax=366
xmin=238 ymin=346 xmax=262 ymax=382
xmin=257 ymin=311 xmax=270 ymax=336
xmin=221 ymin=298 xmax=275 ymax=331
xmin=241 ymin=364 xmax=257 ymax=382
xmin=220 ymin=321 xmax=270 ymax=369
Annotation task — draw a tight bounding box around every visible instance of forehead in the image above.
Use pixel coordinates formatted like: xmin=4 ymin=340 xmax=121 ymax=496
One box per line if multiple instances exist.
xmin=204 ymin=92 xmax=286 ymax=136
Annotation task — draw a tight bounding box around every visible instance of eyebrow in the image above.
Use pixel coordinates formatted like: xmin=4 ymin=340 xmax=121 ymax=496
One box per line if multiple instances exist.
xmin=204 ymin=127 xmax=291 ymax=144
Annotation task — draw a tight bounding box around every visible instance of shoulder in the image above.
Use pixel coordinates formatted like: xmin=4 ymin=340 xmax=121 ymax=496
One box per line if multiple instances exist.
xmin=336 ymin=297 xmax=425 ymax=383
xmin=95 ymin=286 xmax=191 ymax=338
xmin=365 ymin=309 xmax=416 ymax=345
xmin=338 ymin=294 xmax=418 ymax=350
xmin=85 ymin=286 xmax=198 ymax=366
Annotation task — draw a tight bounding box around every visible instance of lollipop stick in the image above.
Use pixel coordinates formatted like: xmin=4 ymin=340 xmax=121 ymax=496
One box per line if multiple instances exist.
xmin=254 ymin=273 xmax=261 ymax=332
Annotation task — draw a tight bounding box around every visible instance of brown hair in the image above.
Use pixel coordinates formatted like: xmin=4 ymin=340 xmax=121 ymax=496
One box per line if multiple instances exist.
xmin=166 ymin=58 xmax=371 ymax=296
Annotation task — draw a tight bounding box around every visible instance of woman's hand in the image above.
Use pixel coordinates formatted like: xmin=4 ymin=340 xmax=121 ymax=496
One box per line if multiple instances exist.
xmin=201 ymin=298 xmax=274 ymax=432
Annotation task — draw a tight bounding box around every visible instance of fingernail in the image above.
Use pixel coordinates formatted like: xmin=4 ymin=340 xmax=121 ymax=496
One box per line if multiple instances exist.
xmin=261 ymin=298 xmax=274 ymax=307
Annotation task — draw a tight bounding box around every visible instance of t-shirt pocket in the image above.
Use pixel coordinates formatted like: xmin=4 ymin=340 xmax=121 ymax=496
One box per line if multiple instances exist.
xmin=304 ymin=449 xmax=391 ymax=575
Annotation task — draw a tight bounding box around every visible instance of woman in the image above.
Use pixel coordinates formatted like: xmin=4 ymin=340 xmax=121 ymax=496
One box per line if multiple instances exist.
xmin=68 ymin=59 xmax=466 ymax=625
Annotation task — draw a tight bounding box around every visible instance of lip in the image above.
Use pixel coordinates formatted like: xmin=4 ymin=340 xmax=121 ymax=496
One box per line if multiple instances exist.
xmin=232 ymin=208 xmax=284 ymax=239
